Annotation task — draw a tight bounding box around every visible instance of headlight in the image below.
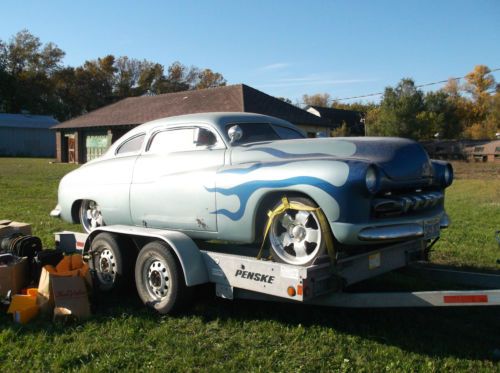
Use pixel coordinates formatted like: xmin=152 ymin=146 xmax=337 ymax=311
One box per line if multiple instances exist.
xmin=444 ymin=164 xmax=453 ymax=186
xmin=365 ymin=166 xmax=380 ymax=194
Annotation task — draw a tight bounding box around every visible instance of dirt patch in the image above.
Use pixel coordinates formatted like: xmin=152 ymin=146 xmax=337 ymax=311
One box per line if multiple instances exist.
xmin=449 ymin=161 xmax=500 ymax=180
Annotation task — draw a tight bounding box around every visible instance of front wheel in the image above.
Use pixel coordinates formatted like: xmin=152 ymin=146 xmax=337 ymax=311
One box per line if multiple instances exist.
xmin=268 ymin=197 xmax=327 ymax=266
xmin=135 ymin=241 xmax=191 ymax=314
xmin=79 ymin=199 xmax=105 ymax=233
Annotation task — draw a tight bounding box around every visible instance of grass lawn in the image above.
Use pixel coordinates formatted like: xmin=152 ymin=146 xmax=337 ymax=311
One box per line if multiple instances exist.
xmin=0 ymin=158 xmax=499 ymax=371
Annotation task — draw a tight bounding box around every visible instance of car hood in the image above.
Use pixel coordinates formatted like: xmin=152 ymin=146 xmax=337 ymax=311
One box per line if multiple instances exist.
xmin=230 ymin=137 xmax=432 ymax=181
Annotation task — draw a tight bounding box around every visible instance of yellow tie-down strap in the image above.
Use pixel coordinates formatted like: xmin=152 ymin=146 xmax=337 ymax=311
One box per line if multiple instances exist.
xmin=257 ymin=196 xmax=336 ymax=264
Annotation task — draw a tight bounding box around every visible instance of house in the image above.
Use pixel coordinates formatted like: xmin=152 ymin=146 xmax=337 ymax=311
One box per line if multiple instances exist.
xmin=0 ymin=113 xmax=58 ymax=157
xmin=306 ymin=106 xmax=365 ymax=135
xmin=52 ymin=84 xmax=339 ymax=164
xmin=420 ymin=139 xmax=500 ymax=162
xmin=467 ymin=140 xmax=500 ymax=162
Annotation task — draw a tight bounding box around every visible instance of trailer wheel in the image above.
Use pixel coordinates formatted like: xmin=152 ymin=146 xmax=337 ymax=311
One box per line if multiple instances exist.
xmin=135 ymin=241 xmax=190 ymax=314
xmin=89 ymin=232 xmax=132 ymax=292
xmin=268 ymin=196 xmax=327 ymax=266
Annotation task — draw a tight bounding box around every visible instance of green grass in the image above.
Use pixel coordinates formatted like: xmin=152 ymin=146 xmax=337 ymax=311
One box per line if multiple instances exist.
xmin=0 ymin=158 xmax=499 ymax=372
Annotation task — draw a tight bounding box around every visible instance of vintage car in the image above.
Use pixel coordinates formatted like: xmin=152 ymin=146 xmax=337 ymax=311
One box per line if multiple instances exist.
xmin=51 ymin=112 xmax=452 ymax=267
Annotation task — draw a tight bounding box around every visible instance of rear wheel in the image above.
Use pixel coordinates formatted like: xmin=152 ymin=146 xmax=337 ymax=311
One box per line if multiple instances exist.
xmin=79 ymin=199 xmax=105 ymax=233
xmin=135 ymin=241 xmax=190 ymax=314
xmin=268 ymin=196 xmax=327 ymax=266
xmin=89 ymin=233 xmax=133 ymax=292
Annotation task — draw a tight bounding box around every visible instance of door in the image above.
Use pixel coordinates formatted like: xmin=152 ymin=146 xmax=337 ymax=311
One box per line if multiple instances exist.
xmin=67 ymin=136 xmax=75 ymax=163
xmin=130 ymin=126 xmax=225 ymax=232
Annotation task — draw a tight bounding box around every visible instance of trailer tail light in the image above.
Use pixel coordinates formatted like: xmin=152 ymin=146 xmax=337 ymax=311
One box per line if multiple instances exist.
xmin=443 ymin=294 xmax=488 ymax=304
xmin=287 ymin=286 xmax=296 ymax=297
xmin=297 ymin=285 xmax=303 ymax=296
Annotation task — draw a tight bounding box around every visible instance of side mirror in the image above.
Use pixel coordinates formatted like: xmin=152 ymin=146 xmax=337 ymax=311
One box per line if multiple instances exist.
xmin=228 ymin=125 xmax=243 ymax=144
xmin=194 ymin=128 xmax=216 ymax=147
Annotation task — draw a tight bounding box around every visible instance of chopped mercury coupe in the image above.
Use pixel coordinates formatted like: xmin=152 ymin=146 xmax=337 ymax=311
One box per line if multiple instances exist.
xmin=51 ymin=112 xmax=452 ymax=266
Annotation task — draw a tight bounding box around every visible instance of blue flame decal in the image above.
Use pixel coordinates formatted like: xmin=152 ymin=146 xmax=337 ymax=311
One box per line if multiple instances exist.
xmin=245 ymin=147 xmax=330 ymax=159
xmin=206 ymin=176 xmax=337 ymax=221
xmin=219 ymin=160 xmax=295 ymax=175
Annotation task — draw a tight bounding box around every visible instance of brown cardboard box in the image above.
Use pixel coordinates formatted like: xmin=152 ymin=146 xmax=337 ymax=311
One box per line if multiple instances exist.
xmin=51 ymin=276 xmax=91 ymax=320
xmin=37 ymin=267 xmax=92 ymax=319
xmin=0 ymin=221 xmax=32 ymax=239
xmin=0 ymin=257 xmax=28 ymax=297
xmin=0 ymin=225 xmax=15 ymax=239
xmin=8 ymin=222 xmax=32 ymax=236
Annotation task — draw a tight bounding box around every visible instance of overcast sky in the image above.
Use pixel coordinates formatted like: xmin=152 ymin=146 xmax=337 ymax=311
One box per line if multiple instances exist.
xmin=2 ymin=0 xmax=499 ymax=104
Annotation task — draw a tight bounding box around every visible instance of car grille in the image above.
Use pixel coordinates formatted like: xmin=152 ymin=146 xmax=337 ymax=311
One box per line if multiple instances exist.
xmin=372 ymin=191 xmax=444 ymax=217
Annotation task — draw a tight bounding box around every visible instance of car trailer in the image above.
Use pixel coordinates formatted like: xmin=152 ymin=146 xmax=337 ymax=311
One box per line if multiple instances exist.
xmin=55 ymin=226 xmax=500 ymax=313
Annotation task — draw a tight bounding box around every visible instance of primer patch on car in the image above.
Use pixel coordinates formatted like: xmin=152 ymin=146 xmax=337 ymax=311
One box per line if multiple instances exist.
xmin=244 ymin=140 xmax=356 ymax=159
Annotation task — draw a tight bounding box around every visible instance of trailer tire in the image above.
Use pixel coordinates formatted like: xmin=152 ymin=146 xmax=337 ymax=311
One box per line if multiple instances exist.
xmin=89 ymin=232 xmax=133 ymax=292
xmin=135 ymin=241 xmax=190 ymax=314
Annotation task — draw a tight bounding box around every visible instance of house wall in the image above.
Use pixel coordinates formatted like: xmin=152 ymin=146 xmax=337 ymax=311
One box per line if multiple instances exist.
xmin=56 ymin=126 xmax=133 ymax=163
xmin=0 ymin=127 xmax=55 ymax=157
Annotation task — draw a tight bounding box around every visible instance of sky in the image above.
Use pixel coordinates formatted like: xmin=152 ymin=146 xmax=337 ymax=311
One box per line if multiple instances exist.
xmin=1 ymin=0 xmax=499 ymax=104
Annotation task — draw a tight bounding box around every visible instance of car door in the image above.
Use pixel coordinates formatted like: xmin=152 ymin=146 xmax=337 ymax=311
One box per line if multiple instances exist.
xmin=130 ymin=125 xmax=225 ymax=232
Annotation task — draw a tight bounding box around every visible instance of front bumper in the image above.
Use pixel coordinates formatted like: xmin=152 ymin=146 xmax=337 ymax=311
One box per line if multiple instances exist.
xmin=331 ymin=213 xmax=450 ymax=244
xmin=50 ymin=204 xmax=61 ymax=218
xmin=358 ymin=213 xmax=449 ymax=242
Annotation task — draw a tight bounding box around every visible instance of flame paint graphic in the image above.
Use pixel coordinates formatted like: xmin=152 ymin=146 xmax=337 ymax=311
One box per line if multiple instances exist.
xmin=206 ymin=176 xmax=337 ymax=221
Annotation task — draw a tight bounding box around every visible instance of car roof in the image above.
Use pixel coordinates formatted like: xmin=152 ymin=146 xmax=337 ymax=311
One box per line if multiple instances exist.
xmin=122 ymin=112 xmax=301 ymax=138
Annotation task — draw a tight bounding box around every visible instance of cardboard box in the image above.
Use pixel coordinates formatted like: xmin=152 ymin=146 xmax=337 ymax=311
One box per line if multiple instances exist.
xmin=0 ymin=257 xmax=28 ymax=297
xmin=0 ymin=221 xmax=32 ymax=239
xmin=8 ymin=222 xmax=32 ymax=236
xmin=0 ymin=225 xmax=15 ymax=239
xmin=51 ymin=276 xmax=91 ymax=320
xmin=37 ymin=267 xmax=92 ymax=319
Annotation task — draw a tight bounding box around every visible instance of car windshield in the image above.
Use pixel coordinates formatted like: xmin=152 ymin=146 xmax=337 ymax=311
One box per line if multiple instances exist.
xmin=227 ymin=123 xmax=304 ymax=144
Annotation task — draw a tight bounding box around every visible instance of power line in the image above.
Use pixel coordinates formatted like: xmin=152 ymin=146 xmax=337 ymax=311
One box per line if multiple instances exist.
xmin=299 ymin=67 xmax=500 ymax=104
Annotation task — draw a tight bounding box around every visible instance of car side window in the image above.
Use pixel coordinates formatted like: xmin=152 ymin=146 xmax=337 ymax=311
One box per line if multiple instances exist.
xmin=272 ymin=125 xmax=305 ymax=139
xmin=148 ymin=128 xmax=198 ymax=154
xmin=116 ymin=134 xmax=145 ymax=155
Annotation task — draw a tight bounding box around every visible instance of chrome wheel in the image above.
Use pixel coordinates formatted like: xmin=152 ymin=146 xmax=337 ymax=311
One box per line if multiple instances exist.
xmin=270 ymin=208 xmax=323 ymax=266
xmin=143 ymin=258 xmax=171 ymax=300
xmin=96 ymin=248 xmax=117 ymax=286
xmin=80 ymin=200 xmax=104 ymax=233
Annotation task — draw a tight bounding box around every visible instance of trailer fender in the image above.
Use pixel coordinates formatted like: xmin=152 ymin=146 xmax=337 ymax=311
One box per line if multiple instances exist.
xmin=84 ymin=225 xmax=209 ymax=286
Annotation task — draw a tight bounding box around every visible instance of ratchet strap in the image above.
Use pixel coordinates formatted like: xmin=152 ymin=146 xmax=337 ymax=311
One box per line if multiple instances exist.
xmin=257 ymin=196 xmax=336 ymax=264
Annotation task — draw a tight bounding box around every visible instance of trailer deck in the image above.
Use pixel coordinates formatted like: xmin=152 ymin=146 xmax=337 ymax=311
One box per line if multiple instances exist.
xmin=55 ymin=227 xmax=500 ymax=309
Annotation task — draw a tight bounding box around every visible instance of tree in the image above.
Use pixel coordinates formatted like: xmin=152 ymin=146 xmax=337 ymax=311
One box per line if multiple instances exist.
xmin=0 ymin=29 xmax=228 ymax=119
xmin=462 ymin=65 xmax=496 ymax=138
xmin=277 ymin=97 xmax=292 ymax=104
xmin=302 ymin=93 xmax=330 ymax=107
xmin=370 ymin=78 xmax=425 ymax=139
xmin=195 ymin=68 xmax=226 ymax=89
xmin=0 ymin=29 xmax=64 ymax=114
xmin=418 ymin=91 xmax=461 ymax=139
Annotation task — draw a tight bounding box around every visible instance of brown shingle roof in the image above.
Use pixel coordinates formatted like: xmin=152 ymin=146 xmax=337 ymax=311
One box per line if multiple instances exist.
xmin=52 ymin=84 xmax=328 ymax=129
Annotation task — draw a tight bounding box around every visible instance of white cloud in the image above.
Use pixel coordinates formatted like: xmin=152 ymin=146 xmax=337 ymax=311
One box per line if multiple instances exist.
xmin=259 ymin=62 xmax=290 ymax=71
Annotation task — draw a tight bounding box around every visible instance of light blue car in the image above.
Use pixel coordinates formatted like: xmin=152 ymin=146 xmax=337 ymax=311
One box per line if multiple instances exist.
xmin=51 ymin=112 xmax=452 ymax=266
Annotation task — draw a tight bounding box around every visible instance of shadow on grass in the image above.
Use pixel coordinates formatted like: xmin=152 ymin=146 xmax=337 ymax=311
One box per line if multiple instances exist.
xmin=2 ymin=277 xmax=499 ymax=363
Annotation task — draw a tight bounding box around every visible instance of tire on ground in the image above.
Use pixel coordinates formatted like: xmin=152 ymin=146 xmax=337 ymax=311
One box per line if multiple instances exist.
xmin=135 ymin=240 xmax=191 ymax=314
xmin=267 ymin=196 xmax=327 ymax=267
xmin=89 ymin=232 xmax=133 ymax=292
